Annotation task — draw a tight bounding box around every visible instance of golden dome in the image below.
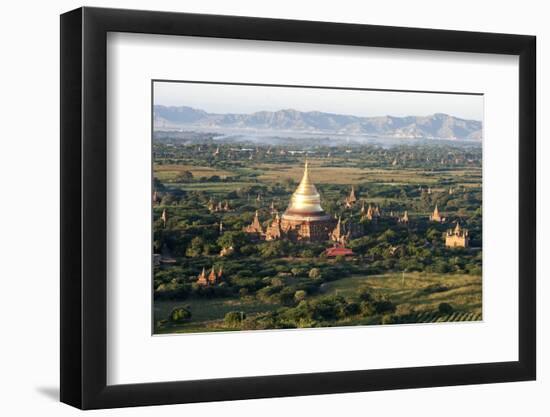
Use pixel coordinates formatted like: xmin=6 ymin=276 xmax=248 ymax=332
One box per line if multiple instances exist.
xmin=285 ymin=160 xmax=324 ymax=214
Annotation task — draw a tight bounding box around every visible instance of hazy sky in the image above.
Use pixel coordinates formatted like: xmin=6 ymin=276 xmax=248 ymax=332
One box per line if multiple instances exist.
xmin=154 ymin=81 xmax=483 ymax=121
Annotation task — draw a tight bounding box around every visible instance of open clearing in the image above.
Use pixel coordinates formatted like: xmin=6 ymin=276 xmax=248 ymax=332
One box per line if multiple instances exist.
xmin=255 ymin=163 xmax=442 ymax=185
xmin=154 ymin=159 xmax=481 ymax=189
xmin=321 ymin=272 xmax=482 ymax=314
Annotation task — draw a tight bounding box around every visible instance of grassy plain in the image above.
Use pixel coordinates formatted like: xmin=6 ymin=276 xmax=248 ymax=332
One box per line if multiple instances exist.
xmin=154 ymin=159 xmax=481 ymax=190
xmin=323 ymin=272 xmax=481 ymax=314
xmin=256 ymin=162 xmax=437 ymax=185
xmin=155 ymin=272 xmax=482 ymax=334
xmin=154 ymin=163 xmax=233 ymax=181
xmin=254 ymin=161 xmax=481 ymax=187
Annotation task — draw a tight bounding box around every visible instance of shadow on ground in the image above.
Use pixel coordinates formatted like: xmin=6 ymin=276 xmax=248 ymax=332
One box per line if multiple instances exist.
xmin=36 ymin=386 xmax=59 ymax=401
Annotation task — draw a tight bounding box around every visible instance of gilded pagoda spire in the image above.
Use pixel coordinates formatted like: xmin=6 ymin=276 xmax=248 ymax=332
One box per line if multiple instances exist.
xmin=295 ymin=159 xmax=312 ymax=193
xmin=286 ymin=160 xmax=324 ymax=214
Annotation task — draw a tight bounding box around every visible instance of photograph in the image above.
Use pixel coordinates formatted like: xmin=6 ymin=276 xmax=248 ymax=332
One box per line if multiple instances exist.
xmin=0 ymin=0 xmax=542 ymax=413
xmin=152 ymin=81 xmax=484 ymax=335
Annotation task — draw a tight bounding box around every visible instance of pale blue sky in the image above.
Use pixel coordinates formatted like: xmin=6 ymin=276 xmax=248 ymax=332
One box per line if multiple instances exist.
xmin=154 ymin=81 xmax=483 ymax=121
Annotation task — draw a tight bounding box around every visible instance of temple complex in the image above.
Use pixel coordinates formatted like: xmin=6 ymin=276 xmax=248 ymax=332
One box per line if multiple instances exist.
xmin=445 ymin=221 xmax=469 ymax=248
xmin=208 ymin=199 xmax=231 ymax=213
xmin=244 ymin=161 xmax=336 ymax=242
xmin=196 ymin=267 xmax=208 ymax=286
xmin=197 ymin=266 xmax=224 ymax=286
xmin=363 ymin=204 xmax=381 ymax=221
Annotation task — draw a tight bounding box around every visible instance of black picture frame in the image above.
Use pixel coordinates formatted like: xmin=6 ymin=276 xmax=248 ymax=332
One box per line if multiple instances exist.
xmin=60 ymin=6 xmax=536 ymax=410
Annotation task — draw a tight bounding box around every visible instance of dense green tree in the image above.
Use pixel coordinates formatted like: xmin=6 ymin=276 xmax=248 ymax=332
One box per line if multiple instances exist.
xmin=217 ymin=231 xmax=248 ymax=251
xmin=294 ymin=290 xmax=307 ymax=302
xmin=185 ymin=236 xmax=204 ymax=257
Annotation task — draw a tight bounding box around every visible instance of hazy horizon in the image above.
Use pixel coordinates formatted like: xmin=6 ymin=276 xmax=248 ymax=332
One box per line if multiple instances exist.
xmin=154 ymin=81 xmax=484 ymax=122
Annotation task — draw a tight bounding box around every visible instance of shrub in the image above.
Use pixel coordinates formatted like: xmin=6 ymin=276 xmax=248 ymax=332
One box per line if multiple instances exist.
xmin=294 ymin=290 xmax=307 ymax=302
xmin=381 ymin=314 xmax=395 ymax=325
xmin=224 ymin=311 xmax=246 ymax=328
xmin=343 ymin=302 xmax=361 ymax=316
xmin=291 ymin=267 xmax=307 ymax=277
xmin=276 ymin=288 xmax=296 ymax=306
xmin=419 ymin=284 xmax=449 ymax=296
xmin=271 ymin=277 xmax=284 ymax=287
xmin=373 ymin=300 xmax=396 ymax=315
xmin=308 ymin=268 xmax=322 ymax=279
xmin=310 ymin=296 xmax=348 ymax=321
xmin=360 ymin=301 xmax=376 ymax=316
xmin=256 ymin=286 xmax=281 ymax=302
xmin=438 ymin=302 xmax=454 ymax=315
xmin=433 ymin=261 xmax=450 ymax=273
xmin=175 ymin=170 xmax=193 ymax=182
xmin=169 ymin=307 xmax=192 ymax=322
xmin=357 ymin=288 xmax=373 ymax=302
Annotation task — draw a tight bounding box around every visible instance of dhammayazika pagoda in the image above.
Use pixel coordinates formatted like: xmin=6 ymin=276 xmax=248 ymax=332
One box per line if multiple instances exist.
xmin=244 ymin=161 xmax=337 ymax=242
xmin=279 ymin=160 xmax=336 ymax=241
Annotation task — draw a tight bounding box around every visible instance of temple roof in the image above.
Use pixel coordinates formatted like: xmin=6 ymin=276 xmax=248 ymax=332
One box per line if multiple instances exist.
xmin=285 ymin=160 xmax=325 ymax=214
xmin=454 ymin=221 xmax=462 ymax=233
xmin=326 ymin=246 xmax=354 ymax=257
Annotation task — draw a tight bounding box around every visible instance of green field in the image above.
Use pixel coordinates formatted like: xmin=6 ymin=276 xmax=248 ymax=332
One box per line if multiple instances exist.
xmin=154 ymin=163 xmax=233 ymax=181
xmin=154 ymin=297 xmax=283 ymax=333
xmin=155 ymin=272 xmax=482 ymax=334
xmin=171 ymin=182 xmax=256 ymax=192
xmin=322 ymin=272 xmax=481 ymax=308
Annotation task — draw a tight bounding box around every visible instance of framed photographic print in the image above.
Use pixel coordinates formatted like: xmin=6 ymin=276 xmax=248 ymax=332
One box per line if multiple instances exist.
xmin=60 ymin=6 xmax=536 ymax=410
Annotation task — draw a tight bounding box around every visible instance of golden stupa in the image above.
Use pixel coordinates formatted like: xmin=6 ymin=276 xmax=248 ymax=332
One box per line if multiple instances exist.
xmin=280 ymin=160 xmax=335 ymax=241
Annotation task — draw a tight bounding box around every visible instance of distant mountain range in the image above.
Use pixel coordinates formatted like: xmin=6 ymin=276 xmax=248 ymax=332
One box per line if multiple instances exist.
xmin=153 ymin=105 xmax=482 ymax=141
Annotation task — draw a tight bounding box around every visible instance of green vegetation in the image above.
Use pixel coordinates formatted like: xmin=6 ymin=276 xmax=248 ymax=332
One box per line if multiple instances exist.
xmin=154 ymin=272 xmax=481 ymax=333
xmin=152 ymin=134 xmax=482 ymax=334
